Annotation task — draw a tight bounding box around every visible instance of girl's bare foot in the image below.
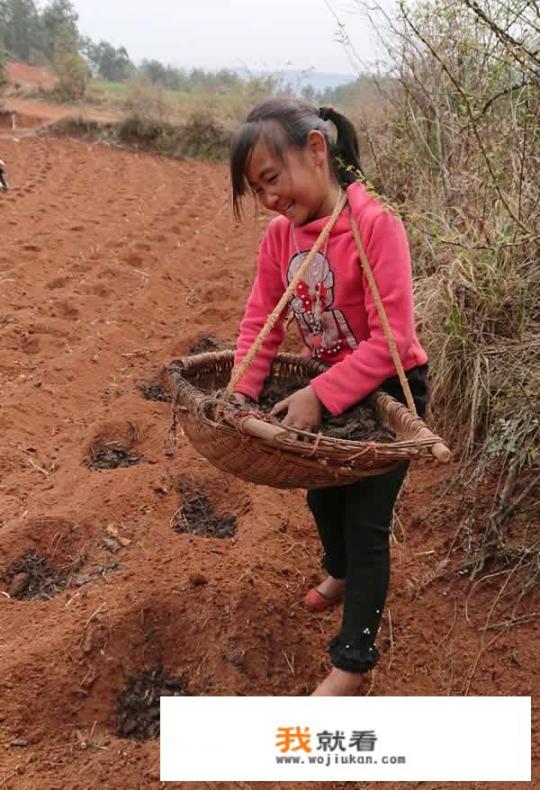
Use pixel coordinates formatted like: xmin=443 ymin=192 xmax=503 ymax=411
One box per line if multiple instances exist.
xmin=315 ymin=575 xmax=345 ymax=600
xmin=311 ymin=667 xmax=366 ymax=696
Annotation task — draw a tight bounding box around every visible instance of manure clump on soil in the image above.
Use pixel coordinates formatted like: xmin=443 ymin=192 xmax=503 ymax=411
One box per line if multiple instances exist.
xmin=117 ymin=666 xmax=189 ymax=741
xmin=228 ymin=379 xmax=394 ymax=443
xmin=4 ymin=549 xmax=68 ymax=600
xmin=137 ymin=380 xmax=172 ymax=403
xmin=188 ymin=333 xmax=221 ymax=355
xmin=87 ymin=444 xmax=142 ymax=470
xmin=173 ymin=484 xmax=236 ymax=539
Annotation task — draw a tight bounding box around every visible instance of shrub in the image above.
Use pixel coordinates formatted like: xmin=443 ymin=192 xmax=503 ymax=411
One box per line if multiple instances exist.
xmin=43 ymin=116 xmax=116 ymax=141
xmin=122 ymin=80 xmax=170 ymax=124
xmin=52 ymin=21 xmax=90 ymax=101
xmin=178 ymin=111 xmax=231 ymax=160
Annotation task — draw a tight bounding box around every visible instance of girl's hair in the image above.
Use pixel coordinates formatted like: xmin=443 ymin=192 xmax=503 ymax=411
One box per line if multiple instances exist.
xmin=230 ymin=97 xmax=362 ymax=218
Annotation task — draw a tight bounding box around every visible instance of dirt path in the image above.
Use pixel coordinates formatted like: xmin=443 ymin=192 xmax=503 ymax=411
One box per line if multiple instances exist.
xmin=0 ymin=137 xmax=536 ymax=789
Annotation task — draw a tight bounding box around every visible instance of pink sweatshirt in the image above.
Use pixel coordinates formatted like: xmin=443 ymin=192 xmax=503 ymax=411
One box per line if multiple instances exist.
xmin=233 ymin=181 xmax=428 ymax=415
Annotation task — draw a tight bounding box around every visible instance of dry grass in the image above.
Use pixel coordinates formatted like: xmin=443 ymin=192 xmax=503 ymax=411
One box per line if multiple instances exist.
xmin=342 ymin=0 xmax=539 ymax=572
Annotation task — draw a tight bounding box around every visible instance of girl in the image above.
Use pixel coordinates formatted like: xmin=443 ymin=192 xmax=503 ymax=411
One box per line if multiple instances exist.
xmin=229 ymin=98 xmax=429 ymax=696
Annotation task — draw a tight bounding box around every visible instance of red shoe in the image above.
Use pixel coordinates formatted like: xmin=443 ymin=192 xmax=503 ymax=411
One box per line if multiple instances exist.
xmin=304 ymin=586 xmax=344 ymax=613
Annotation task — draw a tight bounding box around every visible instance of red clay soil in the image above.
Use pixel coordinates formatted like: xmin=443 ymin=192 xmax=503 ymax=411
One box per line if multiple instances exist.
xmin=0 ymin=135 xmax=537 ymax=789
xmin=6 ymin=61 xmax=57 ymax=90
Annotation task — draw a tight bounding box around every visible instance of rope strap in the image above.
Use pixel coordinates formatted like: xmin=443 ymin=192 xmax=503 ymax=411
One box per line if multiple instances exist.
xmin=226 ymin=190 xmax=348 ymax=396
xmin=348 ymin=208 xmax=417 ymax=416
xmin=227 ymin=191 xmax=417 ymax=417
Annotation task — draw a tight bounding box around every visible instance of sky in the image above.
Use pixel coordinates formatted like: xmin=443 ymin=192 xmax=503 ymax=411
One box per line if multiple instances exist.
xmin=72 ymin=0 xmax=392 ymax=76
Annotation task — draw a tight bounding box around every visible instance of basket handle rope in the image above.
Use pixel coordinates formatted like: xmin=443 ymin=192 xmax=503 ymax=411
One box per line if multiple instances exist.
xmin=225 ymin=190 xmax=348 ymax=396
xmin=226 ymin=191 xmax=416 ymax=418
xmin=348 ymin=208 xmax=417 ymax=416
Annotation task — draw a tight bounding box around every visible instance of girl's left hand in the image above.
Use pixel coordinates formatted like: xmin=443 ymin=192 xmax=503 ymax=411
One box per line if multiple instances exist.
xmin=270 ymin=385 xmax=322 ymax=431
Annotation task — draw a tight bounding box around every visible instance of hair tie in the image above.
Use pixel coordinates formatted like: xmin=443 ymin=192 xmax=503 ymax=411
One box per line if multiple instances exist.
xmin=318 ymin=105 xmax=335 ymax=121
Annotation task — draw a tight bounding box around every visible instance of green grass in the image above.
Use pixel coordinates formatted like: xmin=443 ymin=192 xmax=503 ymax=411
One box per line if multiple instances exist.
xmin=89 ymin=79 xmax=192 ymax=103
xmin=86 ymin=78 xmax=253 ymax=124
xmin=89 ymin=79 xmax=129 ymax=95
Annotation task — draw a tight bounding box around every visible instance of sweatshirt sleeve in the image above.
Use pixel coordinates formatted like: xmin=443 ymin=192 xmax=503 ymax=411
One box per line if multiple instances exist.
xmin=310 ymin=210 xmax=416 ymax=414
xmin=232 ymin=225 xmax=286 ymax=401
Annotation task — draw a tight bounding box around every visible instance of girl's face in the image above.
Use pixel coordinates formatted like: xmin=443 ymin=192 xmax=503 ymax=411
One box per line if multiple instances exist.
xmin=246 ymin=132 xmax=339 ymax=225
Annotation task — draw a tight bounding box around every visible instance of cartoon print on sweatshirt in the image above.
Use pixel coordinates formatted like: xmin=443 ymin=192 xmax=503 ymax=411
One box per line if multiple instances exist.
xmin=287 ymin=250 xmax=358 ymax=359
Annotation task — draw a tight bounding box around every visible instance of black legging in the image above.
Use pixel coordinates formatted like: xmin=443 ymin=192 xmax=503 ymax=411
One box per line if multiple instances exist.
xmin=306 ymin=364 xmax=429 ymax=673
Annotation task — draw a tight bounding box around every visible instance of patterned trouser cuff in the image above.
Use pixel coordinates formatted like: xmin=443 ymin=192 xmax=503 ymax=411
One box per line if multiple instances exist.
xmin=329 ymin=634 xmax=380 ymax=673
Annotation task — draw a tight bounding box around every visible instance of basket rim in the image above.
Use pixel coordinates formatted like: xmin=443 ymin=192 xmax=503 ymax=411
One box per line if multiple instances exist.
xmin=168 ymin=350 xmax=444 ymax=456
xmin=187 ymin=401 xmax=440 ymax=456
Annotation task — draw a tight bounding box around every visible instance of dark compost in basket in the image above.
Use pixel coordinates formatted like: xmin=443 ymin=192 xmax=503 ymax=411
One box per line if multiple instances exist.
xmin=168 ymin=351 xmax=449 ymax=490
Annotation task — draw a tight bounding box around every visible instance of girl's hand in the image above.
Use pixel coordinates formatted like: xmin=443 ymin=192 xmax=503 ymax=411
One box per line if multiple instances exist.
xmin=270 ymin=385 xmax=322 ymax=431
xmin=229 ymin=392 xmax=251 ymax=407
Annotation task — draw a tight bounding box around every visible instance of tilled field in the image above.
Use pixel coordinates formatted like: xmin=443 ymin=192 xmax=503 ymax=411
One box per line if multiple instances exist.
xmin=0 ymin=128 xmax=537 ymax=789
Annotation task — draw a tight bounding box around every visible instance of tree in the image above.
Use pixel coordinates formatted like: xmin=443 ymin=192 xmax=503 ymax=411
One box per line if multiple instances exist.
xmin=0 ymin=0 xmax=42 ymax=61
xmin=41 ymin=0 xmax=78 ymax=59
xmin=83 ymin=38 xmax=133 ymax=82
xmin=52 ymin=20 xmax=89 ymax=99
xmin=301 ymin=84 xmax=316 ymax=103
xmin=0 ymin=41 xmax=7 ymax=90
xmin=139 ymin=58 xmax=169 ymax=86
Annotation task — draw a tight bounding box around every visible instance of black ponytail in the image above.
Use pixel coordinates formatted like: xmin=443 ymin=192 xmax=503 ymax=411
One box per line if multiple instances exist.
xmin=230 ymin=97 xmax=363 ymax=219
xmin=318 ymin=105 xmax=363 ymax=187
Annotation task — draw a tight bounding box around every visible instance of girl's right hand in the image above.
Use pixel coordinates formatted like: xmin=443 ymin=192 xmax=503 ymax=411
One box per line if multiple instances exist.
xmin=229 ymin=392 xmax=250 ymax=407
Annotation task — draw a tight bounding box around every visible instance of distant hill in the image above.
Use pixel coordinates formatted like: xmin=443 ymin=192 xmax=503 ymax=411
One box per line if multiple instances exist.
xmin=279 ymin=70 xmax=355 ymax=92
xmin=235 ymin=67 xmax=355 ymax=93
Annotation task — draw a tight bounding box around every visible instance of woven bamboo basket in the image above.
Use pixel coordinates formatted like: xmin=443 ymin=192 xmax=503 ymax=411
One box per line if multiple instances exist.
xmin=168 ymin=192 xmax=451 ymax=489
xmin=168 ymin=350 xmax=450 ymax=489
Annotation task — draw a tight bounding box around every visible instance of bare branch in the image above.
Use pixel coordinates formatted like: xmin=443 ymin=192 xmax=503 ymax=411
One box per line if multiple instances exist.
xmin=461 ymin=0 xmax=540 ymax=69
xmin=399 ymin=0 xmax=533 ymax=236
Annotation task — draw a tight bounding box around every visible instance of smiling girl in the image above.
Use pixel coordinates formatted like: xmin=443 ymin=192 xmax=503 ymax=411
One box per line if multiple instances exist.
xmin=229 ymin=97 xmax=429 ymax=696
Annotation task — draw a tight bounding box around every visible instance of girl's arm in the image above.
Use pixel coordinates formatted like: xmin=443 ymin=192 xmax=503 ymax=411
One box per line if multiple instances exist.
xmin=232 ymin=226 xmax=286 ymax=400
xmin=310 ymin=209 xmax=424 ymax=414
